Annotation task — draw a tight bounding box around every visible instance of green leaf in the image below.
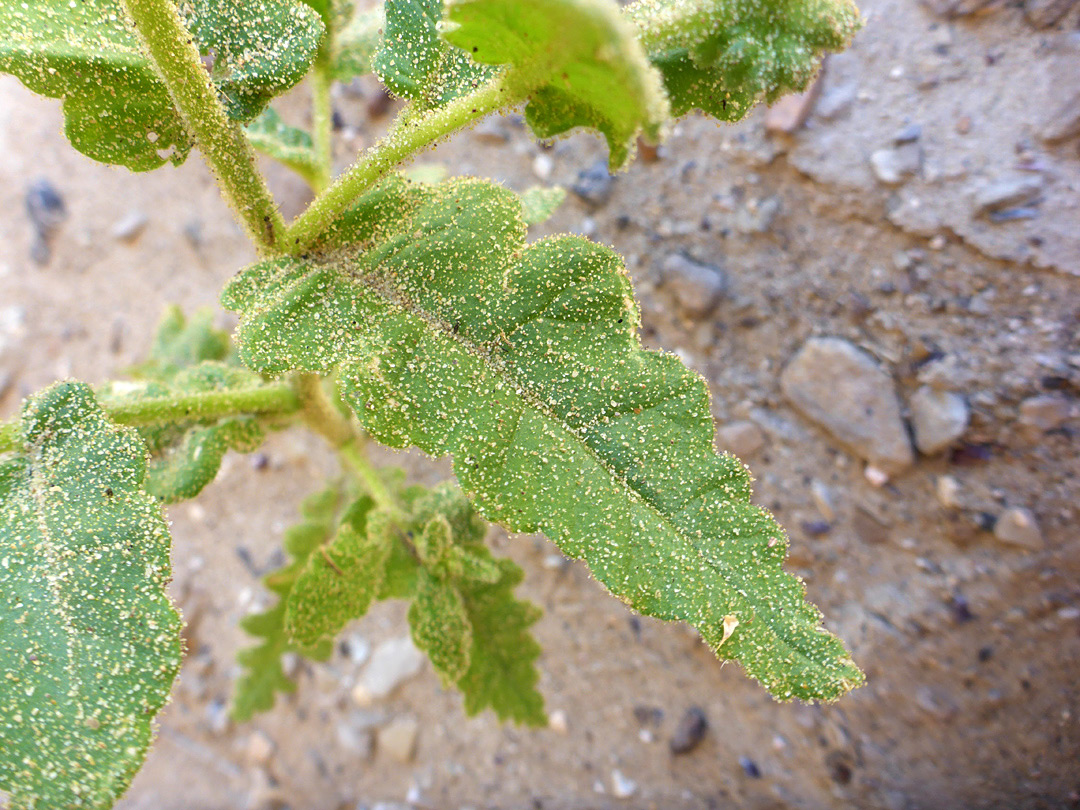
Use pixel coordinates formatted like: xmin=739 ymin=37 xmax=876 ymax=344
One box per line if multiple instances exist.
xmin=231 ymin=487 xmax=337 ymax=721
xmin=224 ymin=175 xmax=863 ymax=702
xmin=456 ymin=555 xmax=545 ymax=724
xmin=373 ymin=0 xmax=496 ymax=108
xmin=246 ymin=108 xmax=321 ymax=188
xmin=285 ymin=495 xmax=392 ymax=646
xmin=626 ymin=0 xmax=861 ymax=121
xmin=0 ymin=382 xmax=182 ymax=809
xmin=519 ymin=185 xmax=567 ymax=226
xmin=408 ymin=570 xmax=472 ymax=685
xmin=0 ymin=0 xmax=323 ymax=170
xmin=442 ymin=0 xmax=670 ymax=168
xmin=331 ymin=4 xmax=384 ymax=81
xmin=135 ymin=305 xmax=232 ymax=380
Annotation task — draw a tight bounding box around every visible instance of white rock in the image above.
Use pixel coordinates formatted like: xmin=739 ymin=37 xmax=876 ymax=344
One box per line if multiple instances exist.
xmin=909 ymin=386 xmax=969 ymax=454
xmin=781 ymin=337 xmax=914 ymax=473
xmin=936 ymin=475 xmax=962 ymax=509
xmin=111 ymin=210 xmax=149 ymax=242
xmin=994 ymin=508 xmax=1043 ymax=551
xmin=378 ymin=716 xmax=419 ymax=763
xmin=532 ymin=153 xmax=554 ymax=181
xmin=245 ymin=731 xmax=275 ymax=766
xmin=715 ymin=420 xmax=765 ymax=458
xmin=662 ymin=254 xmax=727 ymax=317
xmin=1018 ymin=395 xmax=1072 ymax=432
xmin=355 ymin=636 xmax=424 ymax=703
xmin=810 ymin=479 xmax=835 ymax=521
xmin=548 ymin=709 xmax=569 ymax=734
xmin=870 ymin=144 xmax=922 ymax=185
xmin=611 ymin=770 xmax=638 ymax=799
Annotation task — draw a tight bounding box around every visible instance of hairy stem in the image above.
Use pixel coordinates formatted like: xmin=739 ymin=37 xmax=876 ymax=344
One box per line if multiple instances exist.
xmin=311 ymin=61 xmax=334 ymax=193
xmin=122 ymin=0 xmax=285 ymax=253
xmin=297 ymin=373 xmax=355 ymax=448
xmin=0 ymin=384 xmax=301 ymax=454
xmin=283 ymin=72 xmax=518 ymax=253
xmin=339 ymin=442 xmax=396 ymax=514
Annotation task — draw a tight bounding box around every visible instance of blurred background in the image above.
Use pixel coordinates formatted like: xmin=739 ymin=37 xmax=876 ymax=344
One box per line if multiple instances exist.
xmin=0 ymin=0 xmax=1078 ymax=807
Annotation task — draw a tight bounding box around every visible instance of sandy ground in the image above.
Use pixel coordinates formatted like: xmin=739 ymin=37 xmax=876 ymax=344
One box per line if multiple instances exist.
xmin=1 ymin=1 xmax=1079 ymax=808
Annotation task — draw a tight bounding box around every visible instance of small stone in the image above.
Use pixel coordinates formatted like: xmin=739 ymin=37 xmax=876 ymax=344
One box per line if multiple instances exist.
xmin=25 ymin=177 xmax=66 ymax=234
xmin=870 ymin=144 xmax=922 ymax=185
xmin=336 ymin=722 xmax=374 ymax=757
xmin=1018 ymin=394 xmax=1072 ymax=432
xmin=810 ymin=479 xmax=835 ymax=521
xmin=863 ymin=465 xmax=890 ymax=488
xmin=378 ymin=716 xmax=419 ymax=763
xmin=1024 ymin=0 xmax=1078 ymax=27
xmin=548 ymin=709 xmax=569 ymax=734
xmin=921 ymin=0 xmax=999 ymax=17
xmin=611 ymin=770 xmax=638 ymax=799
xmin=353 ymin=636 xmax=424 ymax=704
xmin=893 ymin=123 xmax=922 ymax=144
xmin=111 ymin=211 xmax=149 ymax=242
xmin=670 ymin=707 xmax=708 ymax=755
xmin=971 ymin=175 xmax=1044 ymax=216
xmin=1041 ymin=90 xmax=1080 ymax=143
xmin=909 ymin=386 xmax=969 ymax=454
xmin=734 ymin=195 xmax=781 ymax=234
xmin=815 ymin=81 xmax=857 ymax=121
xmin=781 ymin=337 xmax=914 ymax=473
xmin=715 ymin=420 xmax=765 ymax=457
xmin=661 ymin=254 xmax=727 ymax=317
xmin=936 ymin=475 xmax=962 ymax=508
xmin=738 ymin=756 xmax=762 ymax=778
xmin=471 ymin=118 xmax=509 ymax=145
xmin=993 ymin=507 xmax=1044 ymax=550
xmin=570 ymin=160 xmax=614 ymax=206
xmin=246 ymin=731 xmax=276 ymax=766
xmin=342 ymin=632 xmax=371 ymax=666
xmin=764 ymin=74 xmax=824 ymax=133
xmin=532 ymin=153 xmax=554 ymax=181
xmin=205 ymin=698 xmax=230 ymax=736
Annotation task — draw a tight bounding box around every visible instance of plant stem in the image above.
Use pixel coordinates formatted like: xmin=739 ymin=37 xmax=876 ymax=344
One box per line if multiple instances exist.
xmin=122 ymin=0 xmax=285 ymax=253
xmin=296 ymin=373 xmax=355 ymax=448
xmin=0 ymin=384 xmax=301 ymax=454
xmin=338 ymin=442 xmax=396 ymax=513
xmin=283 ymin=72 xmax=518 ymax=253
xmin=311 ymin=60 xmax=334 ymax=193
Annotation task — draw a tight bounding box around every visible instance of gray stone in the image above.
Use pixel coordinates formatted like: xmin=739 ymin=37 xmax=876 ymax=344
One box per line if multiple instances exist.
xmin=470 ymin=117 xmax=509 ymax=145
xmin=971 ymin=175 xmax=1044 ymax=216
xmin=815 ymin=81 xmax=857 ymax=121
xmin=781 ymin=338 xmax=914 ymax=473
xmin=670 ymin=707 xmax=708 ymax=755
xmin=111 ymin=211 xmax=149 ymax=242
xmin=377 ymin=715 xmax=419 ymax=763
xmin=734 ymin=196 xmax=781 ymax=234
xmin=352 ymin=636 xmax=424 ymax=704
xmin=1041 ymin=90 xmax=1080 ymax=143
xmin=921 ymin=0 xmax=1000 ymax=17
xmin=611 ymin=770 xmax=638 ymax=799
xmin=993 ymin=507 xmax=1044 ymax=550
xmin=661 ymin=254 xmax=727 ymax=317
xmin=1025 ymin=0 xmax=1078 ymax=27
xmin=870 ymin=144 xmax=922 ymax=185
xmin=909 ymin=386 xmax=969 ymax=454
xmin=715 ymin=420 xmax=766 ymax=457
xmin=571 ymin=160 xmax=614 ymax=206
xmin=1018 ymin=394 xmax=1072 ymax=431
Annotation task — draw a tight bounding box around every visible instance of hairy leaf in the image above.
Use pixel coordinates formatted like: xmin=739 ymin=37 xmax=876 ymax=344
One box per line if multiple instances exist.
xmin=408 ymin=569 xmax=472 ymax=685
xmin=247 ymin=108 xmax=321 ymax=188
xmin=285 ymin=495 xmax=392 ymax=646
xmin=231 ymin=488 xmax=337 ymax=721
xmin=626 ymin=0 xmax=861 ymax=120
xmin=331 ymin=4 xmax=384 ymax=81
xmin=135 ymin=305 xmax=232 ymax=379
xmin=0 ymin=382 xmax=182 ymax=809
xmin=373 ymin=0 xmax=495 ymax=108
xmin=519 ymin=185 xmax=567 ymax=226
xmin=224 ymin=175 xmax=863 ymax=701
xmin=442 ymin=0 xmax=670 ymax=168
xmin=0 ymin=0 xmax=323 ymax=170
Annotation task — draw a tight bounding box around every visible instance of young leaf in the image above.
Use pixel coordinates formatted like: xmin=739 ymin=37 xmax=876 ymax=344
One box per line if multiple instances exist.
xmin=232 ymin=487 xmax=337 ymax=721
xmin=373 ymin=0 xmax=496 ymax=108
xmin=519 ymin=185 xmax=567 ymax=226
xmin=442 ymin=0 xmax=671 ymax=168
xmin=223 ymin=175 xmax=863 ymax=702
xmin=408 ymin=569 xmax=473 ymax=685
xmin=625 ymin=0 xmax=861 ymax=121
xmin=144 ymin=415 xmax=265 ymax=502
xmin=135 ymin=305 xmax=232 ymax=379
xmin=0 ymin=0 xmax=324 ymax=170
xmin=330 ymin=4 xmax=384 ymax=81
xmin=0 ymin=382 xmax=182 ymax=809
xmin=285 ymin=495 xmax=393 ymax=646
xmin=246 ymin=108 xmax=322 ymax=188
xmin=456 ymin=556 xmax=545 ymax=725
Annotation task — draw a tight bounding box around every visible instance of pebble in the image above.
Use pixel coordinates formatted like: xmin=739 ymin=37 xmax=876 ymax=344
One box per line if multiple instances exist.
xmin=351 ymin=636 xmax=424 ymax=705
xmin=1018 ymin=394 xmax=1072 ymax=432
xmin=470 ymin=118 xmax=509 ymax=145
xmin=810 ymin=479 xmax=836 ymax=521
xmin=245 ymin=731 xmax=276 ymax=766
xmin=342 ymin=632 xmax=372 ymax=666
xmin=971 ymin=174 xmax=1044 ymax=216
xmin=909 ymin=386 xmax=969 ymax=454
xmin=870 ymin=144 xmax=922 ymax=185
xmin=1041 ymin=90 xmax=1080 ymax=143
xmin=1024 ymin=0 xmax=1078 ymax=27
xmin=570 ymin=159 xmax=614 ymax=206
xmin=548 ymin=709 xmax=569 ymax=734
xmin=936 ymin=475 xmax=962 ymax=508
xmin=378 ymin=716 xmax=419 ymax=763
xmin=893 ymin=123 xmax=923 ymax=144
xmin=670 ymin=707 xmax=708 ymax=755
xmin=336 ymin=722 xmax=374 ymax=757
xmin=738 ymin=756 xmax=762 ymax=778
xmin=780 ymin=337 xmax=914 ymax=473
xmin=734 ymin=195 xmax=781 ymax=234
xmin=764 ymin=75 xmax=823 ymax=133
xmin=532 ymin=153 xmax=554 ymax=181
xmin=611 ymin=770 xmax=638 ymax=799
xmin=661 ymin=253 xmax=728 ymax=317
xmin=205 ymin=699 xmax=230 ymax=736
xmin=921 ymin=0 xmax=998 ymax=17
xmin=715 ymin=420 xmax=765 ymax=457
xmin=815 ymin=81 xmax=857 ymax=121
xmin=25 ymin=177 xmax=67 ymax=265
xmin=993 ymin=507 xmax=1044 ymax=550
xmin=111 ymin=210 xmax=149 ymax=242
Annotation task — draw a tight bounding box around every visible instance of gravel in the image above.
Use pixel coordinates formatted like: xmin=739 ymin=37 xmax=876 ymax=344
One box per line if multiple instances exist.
xmin=909 ymin=386 xmax=970 ymax=454
xmin=670 ymin=707 xmax=708 ymax=755
xmin=661 ymin=253 xmax=728 ymax=317
xmin=993 ymin=507 xmax=1044 ymax=550
xmin=351 ymin=636 xmax=425 ymax=705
